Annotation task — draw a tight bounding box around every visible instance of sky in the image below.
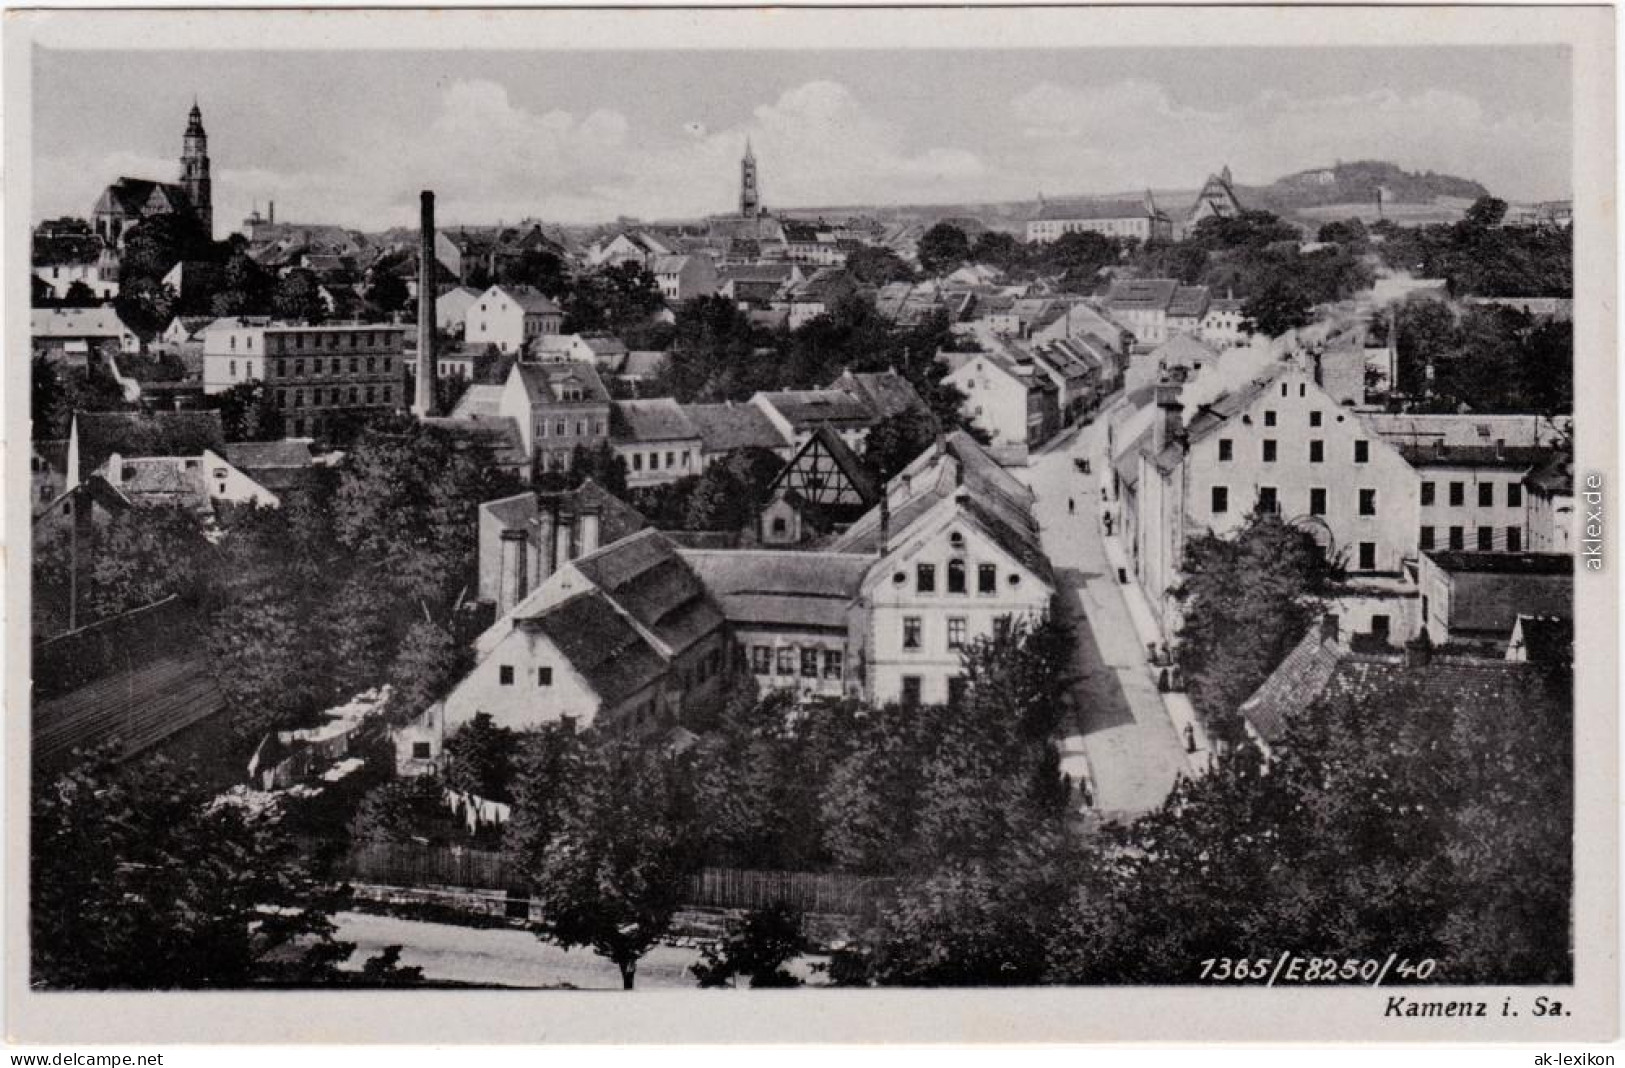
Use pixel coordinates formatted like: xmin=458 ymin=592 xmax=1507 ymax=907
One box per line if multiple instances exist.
xmin=33 ymin=47 xmax=1572 ymax=235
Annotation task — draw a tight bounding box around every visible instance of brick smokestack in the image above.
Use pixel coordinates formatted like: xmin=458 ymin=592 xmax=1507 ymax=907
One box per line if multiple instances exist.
xmin=413 ymin=190 xmax=437 ymax=418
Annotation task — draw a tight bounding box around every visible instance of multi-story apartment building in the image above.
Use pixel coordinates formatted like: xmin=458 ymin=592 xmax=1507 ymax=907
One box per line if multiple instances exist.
xmin=1025 ymin=194 xmax=1173 ymax=245
xmin=202 ymin=320 xmax=408 ymax=439
xmin=1402 ymin=445 xmax=1551 ymax=555
xmin=1125 ymin=365 xmax=1421 ymax=636
xmin=497 ymin=360 xmax=612 ymax=475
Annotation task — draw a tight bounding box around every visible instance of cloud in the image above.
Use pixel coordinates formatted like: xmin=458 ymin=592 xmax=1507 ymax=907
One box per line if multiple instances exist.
xmin=32 ymin=73 xmax=1567 ymax=233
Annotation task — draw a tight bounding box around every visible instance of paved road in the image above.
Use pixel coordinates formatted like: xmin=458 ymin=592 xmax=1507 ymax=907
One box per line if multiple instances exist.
xmin=1022 ymin=423 xmax=1188 ymax=820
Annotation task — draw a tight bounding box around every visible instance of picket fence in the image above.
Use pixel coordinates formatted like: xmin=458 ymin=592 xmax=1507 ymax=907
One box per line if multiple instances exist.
xmin=332 ymin=841 xmax=894 ymax=916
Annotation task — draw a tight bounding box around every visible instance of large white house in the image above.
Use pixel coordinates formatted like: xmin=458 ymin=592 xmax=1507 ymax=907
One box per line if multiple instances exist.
xmin=465 ymin=284 xmax=564 ymax=354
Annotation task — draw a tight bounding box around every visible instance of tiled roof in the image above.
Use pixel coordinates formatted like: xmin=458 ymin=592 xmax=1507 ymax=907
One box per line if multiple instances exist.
xmin=32 ymin=307 xmax=130 ymax=338
xmin=1240 ymin=625 xmax=1567 ymax=747
xmin=1149 ymin=333 xmax=1219 ymax=368
xmin=1362 ymin=413 xmax=1565 ymax=449
xmin=1106 ymin=279 xmax=1180 ymax=311
xmin=221 ymin=440 xmax=314 ymax=470
xmin=684 ymin=402 xmax=790 ymax=454
xmin=611 ymin=398 xmax=700 ymax=443
xmin=492 ymin=284 xmax=563 ymax=316
xmin=1524 ymin=455 xmax=1573 ymax=495
xmin=755 ymin=389 xmax=877 ymax=431
xmin=483 ymin=479 xmax=647 ymax=546
xmin=513 ymin=361 xmax=610 ymax=406
xmin=74 ymin=410 xmax=225 ymax=480
xmin=521 ymin=591 xmax=668 ymax=707
xmin=569 ymin=530 xmax=726 ymax=658
xmin=1033 ymin=199 xmax=1154 ymax=222
xmin=679 ymin=550 xmax=871 ymax=630
xmin=829 ymin=369 xmax=929 ymax=422
xmin=620 ymin=351 xmax=668 ymax=379
xmin=1168 ymin=286 xmax=1211 ymax=318
xmin=100 ymin=177 xmax=192 ymax=217
xmin=112 ymin=458 xmax=209 ymax=503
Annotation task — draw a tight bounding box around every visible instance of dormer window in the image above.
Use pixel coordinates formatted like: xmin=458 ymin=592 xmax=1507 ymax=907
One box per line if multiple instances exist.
xmin=949 ymin=531 xmax=965 ymax=550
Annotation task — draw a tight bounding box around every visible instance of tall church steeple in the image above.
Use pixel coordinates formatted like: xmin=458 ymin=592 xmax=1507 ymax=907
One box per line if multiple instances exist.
xmin=180 ymin=99 xmax=213 ymax=239
xmin=739 ymin=138 xmax=761 ymax=217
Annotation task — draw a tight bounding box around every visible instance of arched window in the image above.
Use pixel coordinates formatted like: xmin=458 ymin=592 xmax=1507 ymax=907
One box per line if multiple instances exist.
xmin=947 ymin=559 xmax=967 ymax=594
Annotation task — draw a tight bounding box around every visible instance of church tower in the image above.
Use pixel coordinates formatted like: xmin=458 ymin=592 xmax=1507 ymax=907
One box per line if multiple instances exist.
xmin=180 ymin=99 xmax=213 ymax=239
xmin=739 ymin=138 xmax=761 ymax=217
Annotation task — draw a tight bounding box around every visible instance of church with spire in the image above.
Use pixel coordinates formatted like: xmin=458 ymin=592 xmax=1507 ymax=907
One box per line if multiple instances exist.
xmin=92 ymin=99 xmax=214 ymax=246
xmin=707 ymin=138 xmax=784 ymax=246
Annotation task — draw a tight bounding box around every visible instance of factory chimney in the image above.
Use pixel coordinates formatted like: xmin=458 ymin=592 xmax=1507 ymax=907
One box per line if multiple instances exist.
xmin=413 ymin=190 xmax=438 ymax=418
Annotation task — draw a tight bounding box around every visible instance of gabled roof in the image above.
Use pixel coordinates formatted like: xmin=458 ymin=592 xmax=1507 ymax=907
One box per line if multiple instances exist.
xmin=1149 ymin=332 xmax=1219 ymax=368
xmin=829 ymin=431 xmax=1050 ymax=585
xmin=482 ymin=479 xmax=648 ymax=546
xmin=1033 ymin=199 xmax=1157 ymax=222
xmin=421 ymin=416 xmax=529 ymax=468
xmin=520 ymin=591 xmax=669 ymax=707
xmin=611 ymin=398 xmax=700 ymax=443
xmin=1168 ymin=285 xmax=1211 ymax=318
xmin=829 ymin=369 xmax=929 ymax=423
xmin=449 ymin=383 xmax=507 ymax=420
xmin=220 ymin=440 xmax=314 ymax=470
xmin=679 ymin=550 xmax=872 ymax=631
xmin=98 ymin=177 xmax=192 ymax=217
xmin=769 ymin=424 xmax=882 ymax=506
xmin=490 ymin=284 xmax=562 ymax=316
xmin=754 ymin=389 xmax=876 ymax=431
xmin=684 ymin=401 xmax=790 ymax=454
xmin=1105 ymin=278 xmax=1180 ymax=312
xmin=512 ymin=361 xmax=610 ymax=406
xmin=110 ymin=458 xmax=209 ymax=503
xmin=32 ymin=307 xmax=130 ymax=338
xmin=569 ymin=530 xmax=726 ymax=658
xmin=620 ymin=351 xmax=669 ymax=379
xmin=74 ymin=410 xmax=225 ymax=480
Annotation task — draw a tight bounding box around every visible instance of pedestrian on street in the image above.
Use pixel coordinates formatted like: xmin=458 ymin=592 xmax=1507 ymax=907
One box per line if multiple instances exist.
xmin=1068 ymin=497 xmax=1075 ymax=514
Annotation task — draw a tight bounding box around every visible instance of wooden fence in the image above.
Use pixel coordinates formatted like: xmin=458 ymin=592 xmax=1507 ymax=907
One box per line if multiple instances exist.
xmin=331 ymin=841 xmax=894 ymax=916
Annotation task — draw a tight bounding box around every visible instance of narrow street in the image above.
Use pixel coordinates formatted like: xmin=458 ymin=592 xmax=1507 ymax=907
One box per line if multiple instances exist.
xmin=1021 ymin=421 xmax=1189 ymax=821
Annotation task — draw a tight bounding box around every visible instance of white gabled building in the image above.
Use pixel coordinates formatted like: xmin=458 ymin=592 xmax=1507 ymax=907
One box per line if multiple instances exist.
xmin=828 ymin=432 xmax=1056 ymax=706
xmin=466 ymin=284 xmax=564 ymax=354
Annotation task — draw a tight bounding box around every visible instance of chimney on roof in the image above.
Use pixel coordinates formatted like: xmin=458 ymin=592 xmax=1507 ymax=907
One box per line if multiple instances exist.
xmin=1152 ymin=380 xmax=1184 ymax=454
xmin=413 ymin=190 xmax=438 ymax=419
xmin=555 ymin=507 xmax=576 ymax=565
xmin=498 ymin=528 xmax=528 ymax=617
xmin=879 ymin=489 xmax=891 ymax=558
xmin=578 ymin=505 xmax=601 ymax=557
xmin=535 ymin=504 xmax=558 ymax=583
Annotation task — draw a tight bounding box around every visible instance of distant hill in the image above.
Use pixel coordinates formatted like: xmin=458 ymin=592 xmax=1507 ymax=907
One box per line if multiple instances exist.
xmin=1242 ymin=160 xmax=1489 ymax=215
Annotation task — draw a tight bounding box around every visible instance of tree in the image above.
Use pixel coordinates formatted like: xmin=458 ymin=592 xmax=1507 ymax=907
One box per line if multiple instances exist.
xmin=691 ymin=904 xmax=807 ymax=988
xmin=349 ymin=774 xmax=447 ymax=846
xmin=683 ymin=446 xmax=784 ymax=531
xmin=916 ymin=223 xmax=971 ymax=277
xmin=83 ymin=505 xmax=215 ymax=624
xmin=862 ymin=408 xmax=937 ymax=483
xmin=386 ymin=621 xmax=470 ymax=726
xmin=209 ymin=380 xmax=283 ymax=442
xmin=32 ymin=748 xmax=355 ymax=988
xmin=1316 ymin=218 xmax=1369 ymax=247
xmin=209 ymin=578 xmax=329 ymax=738
xmin=845 ymin=245 xmax=916 ymax=286
xmin=31 ymin=355 xmax=63 ymax=437
xmin=969 ymin=231 xmax=1027 ymax=274
xmin=1172 ymin=511 xmax=1331 ymax=742
xmin=60 ymin=280 xmax=101 ymax=308
xmin=114 ymin=276 xmax=177 ymax=345
xmin=210 ymin=250 xmax=273 ymax=317
xmin=514 ymin=739 xmax=703 ymax=988
xmin=1039 ymin=231 xmax=1117 ymax=291
xmin=363 ymin=272 xmax=410 ymax=320
xmin=1463 ymin=195 xmax=1509 ymax=230
xmin=333 ymin=425 xmax=508 ymax=612
xmin=444 ymin=712 xmax=519 ymax=802
xmin=320 ymin=572 xmax=400 ymax=699
xmin=272 ymin=268 xmax=328 ymax=325
xmin=1241 ymin=277 xmax=1313 ymax=338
